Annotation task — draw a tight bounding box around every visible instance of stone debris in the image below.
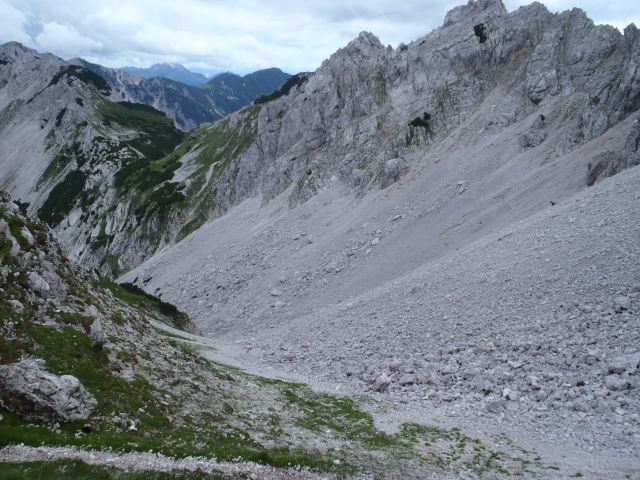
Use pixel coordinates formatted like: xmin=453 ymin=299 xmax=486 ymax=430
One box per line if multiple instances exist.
xmin=131 ymin=167 xmax=640 ymax=464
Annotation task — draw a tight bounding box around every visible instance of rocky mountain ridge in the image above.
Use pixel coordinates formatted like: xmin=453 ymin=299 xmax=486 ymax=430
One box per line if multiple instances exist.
xmin=120 ymin=0 xmax=637 ymax=273
xmin=121 ymin=0 xmax=640 ymax=274
xmin=1 ymin=0 xmax=640 ymax=277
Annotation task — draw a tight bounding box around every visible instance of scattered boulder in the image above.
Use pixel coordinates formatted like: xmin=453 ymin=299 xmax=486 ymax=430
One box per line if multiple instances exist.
xmin=27 ymin=271 xmax=50 ymax=293
xmin=0 ymin=358 xmax=97 ymax=422
xmin=586 ymin=151 xmax=624 ymax=186
xmin=572 ymin=400 xmax=590 ymax=413
xmin=519 ymin=130 xmax=546 ymax=148
xmin=89 ymin=318 xmax=109 ymax=345
xmin=381 ymin=158 xmax=402 ymax=188
xmin=398 ymin=374 xmax=417 ymax=386
xmin=614 ymin=295 xmax=631 ymax=312
xmin=7 ymin=299 xmax=24 ymax=313
xmin=605 ymin=375 xmax=630 ymax=392
xmin=608 ymin=353 xmax=640 ymax=375
xmin=20 ymin=227 xmax=35 ymax=247
xmin=0 ymin=219 xmax=20 ymax=257
xmin=527 ymin=375 xmax=541 ymax=390
xmin=388 ymin=359 xmax=402 ymax=372
xmin=487 ymin=399 xmax=506 ymax=413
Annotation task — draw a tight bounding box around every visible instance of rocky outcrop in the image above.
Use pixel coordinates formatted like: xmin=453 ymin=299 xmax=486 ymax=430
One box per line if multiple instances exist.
xmin=0 ymin=44 xmax=189 ymax=275
xmin=587 ymin=116 xmax=640 ymax=185
xmin=0 ymin=358 xmax=97 ymax=422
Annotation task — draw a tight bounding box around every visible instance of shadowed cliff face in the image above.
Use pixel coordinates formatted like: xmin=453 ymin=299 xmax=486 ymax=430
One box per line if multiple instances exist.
xmin=1 ymin=0 xmax=639 ymax=277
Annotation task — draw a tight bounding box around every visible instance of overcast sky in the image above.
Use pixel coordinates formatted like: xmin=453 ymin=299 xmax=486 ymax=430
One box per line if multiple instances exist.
xmin=0 ymin=0 xmax=638 ymax=75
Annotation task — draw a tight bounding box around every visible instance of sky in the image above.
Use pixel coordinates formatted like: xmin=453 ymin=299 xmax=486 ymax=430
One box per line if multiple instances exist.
xmin=0 ymin=0 xmax=638 ymax=75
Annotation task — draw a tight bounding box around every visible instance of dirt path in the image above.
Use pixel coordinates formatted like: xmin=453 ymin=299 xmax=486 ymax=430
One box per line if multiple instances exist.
xmin=0 ymin=444 xmax=346 ymax=479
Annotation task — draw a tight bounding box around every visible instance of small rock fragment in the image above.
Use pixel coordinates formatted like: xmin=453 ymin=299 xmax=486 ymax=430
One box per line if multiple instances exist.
xmin=373 ymin=374 xmax=392 ymax=392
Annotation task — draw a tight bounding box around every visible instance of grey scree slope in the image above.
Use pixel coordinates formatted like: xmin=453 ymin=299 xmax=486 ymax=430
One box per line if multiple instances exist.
xmin=124 ymin=115 xmax=640 ymax=476
xmin=113 ymin=0 xmax=640 ymax=476
xmin=126 ymin=156 xmax=640 ymax=474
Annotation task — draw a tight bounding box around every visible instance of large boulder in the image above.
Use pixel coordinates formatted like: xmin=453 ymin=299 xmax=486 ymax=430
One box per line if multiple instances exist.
xmin=0 ymin=357 xmax=97 ymax=422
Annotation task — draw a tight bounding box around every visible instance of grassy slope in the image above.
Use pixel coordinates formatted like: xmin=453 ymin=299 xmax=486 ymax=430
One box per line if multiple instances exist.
xmin=34 ymin=95 xmax=186 ymax=259
xmin=177 ymin=104 xmax=261 ymax=238
xmin=91 ymin=102 xmax=258 ymax=274
xmin=97 ymin=100 xmax=184 ymax=161
xmin=27 ymin=65 xmax=262 ymax=276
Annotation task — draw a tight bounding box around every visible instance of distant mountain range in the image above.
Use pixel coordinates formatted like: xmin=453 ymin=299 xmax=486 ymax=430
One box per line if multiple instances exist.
xmin=71 ymin=59 xmax=291 ymax=130
xmin=121 ymin=63 xmax=216 ymax=86
xmin=202 ymin=68 xmax=293 ymax=111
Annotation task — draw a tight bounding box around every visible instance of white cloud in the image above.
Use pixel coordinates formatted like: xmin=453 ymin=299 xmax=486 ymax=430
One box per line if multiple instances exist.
xmin=0 ymin=2 xmax=32 ymax=45
xmin=34 ymin=21 xmax=103 ymax=57
xmin=1 ymin=0 xmax=639 ymax=73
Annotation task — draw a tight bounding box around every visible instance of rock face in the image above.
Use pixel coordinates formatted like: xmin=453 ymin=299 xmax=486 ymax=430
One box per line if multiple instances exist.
xmin=0 ymin=358 xmax=97 ymax=422
xmin=215 ymin=3 xmax=640 ymax=211
xmin=131 ymin=0 xmax=640 ymax=271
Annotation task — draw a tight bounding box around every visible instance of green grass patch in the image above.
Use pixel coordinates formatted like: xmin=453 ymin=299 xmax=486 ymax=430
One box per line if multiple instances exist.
xmin=0 ymin=321 xmax=171 ymax=448
xmin=37 ymin=169 xmax=86 ymax=226
xmin=37 ymin=148 xmax=74 ymax=188
xmin=154 ymin=329 xmax=192 ymax=342
xmin=279 ymin=383 xmax=394 ymax=448
xmin=97 ymin=100 xmax=183 ymax=160
xmin=474 ymin=23 xmax=488 ymax=43
xmin=99 ymin=278 xmax=190 ymax=330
